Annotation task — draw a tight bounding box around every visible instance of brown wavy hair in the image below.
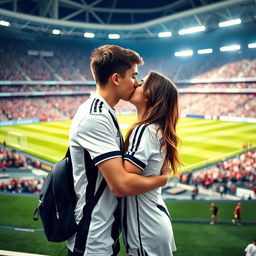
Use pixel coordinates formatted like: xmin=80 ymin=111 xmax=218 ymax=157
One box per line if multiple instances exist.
xmin=124 ymin=71 xmax=182 ymax=175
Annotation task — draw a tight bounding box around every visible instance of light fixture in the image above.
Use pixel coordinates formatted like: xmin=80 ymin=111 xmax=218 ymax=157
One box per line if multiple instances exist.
xmin=0 ymin=20 xmax=10 ymax=27
xmin=178 ymin=26 xmax=206 ymax=35
xmin=174 ymin=50 xmax=193 ymax=57
xmin=197 ymin=48 xmax=213 ymax=54
xmin=108 ymin=34 xmax=120 ymax=39
xmin=52 ymin=29 xmax=61 ymax=35
xmin=220 ymin=44 xmax=240 ymax=52
xmin=84 ymin=32 xmax=95 ymax=38
xmin=218 ymin=18 xmax=241 ymax=28
xmin=158 ymin=31 xmax=172 ymax=38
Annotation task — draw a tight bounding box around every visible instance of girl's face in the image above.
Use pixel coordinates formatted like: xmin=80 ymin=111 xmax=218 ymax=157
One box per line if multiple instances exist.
xmin=129 ymin=75 xmax=149 ymax=108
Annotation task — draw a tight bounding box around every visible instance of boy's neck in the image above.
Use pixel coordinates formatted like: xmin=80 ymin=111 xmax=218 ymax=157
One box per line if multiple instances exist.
xmin=96 ymin=86 xmax=119 ymax=108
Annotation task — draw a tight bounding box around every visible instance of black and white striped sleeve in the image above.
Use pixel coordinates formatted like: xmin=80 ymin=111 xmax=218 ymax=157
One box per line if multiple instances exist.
xmin=124 ymin=124 xmax=151 ymax=171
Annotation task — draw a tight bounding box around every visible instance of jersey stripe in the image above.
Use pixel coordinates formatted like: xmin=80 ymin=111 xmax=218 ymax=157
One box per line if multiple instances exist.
xmin=157 ymin=204 xmax=172 ymax=221
xmin=122 ymin=197 xmax=129 ymax=253
xmin=99 ymin=101 xmax=103 ymax=113
xmin=111 ymin=198 xmax=121 ymax=256
xmin=132 ymin=124 xmax=149 ymax=156
xmin=94 ymin=98 xmax=100 ymax=113
xmin=90 ymin=98 xmax=105 ymax=114
xmin=73 ymin=149 xmax=99 ymax=254
xmin=129 ymin=124 xmax=144 ymax=153
xmin=89 ymin=98 xmax=96 ymax=113
xmin=109 ymin=110 xmax=124 ymax=152
xmin=136 ymin=196 xmax=144 ymax=256
xmin=127 ymin=124 xmax=149 ymax=156
xmin=93 ymin=151 xmax=122 ymax=165
xmin=123 ymin=154 xmax=145 ymax=170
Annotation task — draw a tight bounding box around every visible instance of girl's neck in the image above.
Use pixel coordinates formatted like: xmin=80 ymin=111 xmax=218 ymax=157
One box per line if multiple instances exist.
xmin=136 ymin=106 xmax=146 ymax=121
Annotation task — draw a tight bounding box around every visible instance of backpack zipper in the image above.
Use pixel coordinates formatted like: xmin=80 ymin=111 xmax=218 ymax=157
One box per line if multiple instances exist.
xmin=52 ymin=167 xmax=60 ymax=220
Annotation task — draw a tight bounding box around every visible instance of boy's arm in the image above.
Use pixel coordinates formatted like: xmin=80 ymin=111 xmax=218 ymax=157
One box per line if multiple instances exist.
xmin=97 ymin=157 xmax=168 ymax=197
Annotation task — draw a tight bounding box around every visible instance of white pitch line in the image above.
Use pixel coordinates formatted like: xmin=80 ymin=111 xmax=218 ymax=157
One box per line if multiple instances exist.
xmin=181 ymin=148 xmax=243 ymax=171
xmin=0 ymin=250 xmax=49 ymax=256
xmin=14 ymin=228 xmax=35 ymax=232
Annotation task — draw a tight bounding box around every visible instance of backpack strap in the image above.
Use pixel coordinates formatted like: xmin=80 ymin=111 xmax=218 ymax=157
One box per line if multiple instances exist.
xmin=65 ymin=147 xmax=71 ymax=159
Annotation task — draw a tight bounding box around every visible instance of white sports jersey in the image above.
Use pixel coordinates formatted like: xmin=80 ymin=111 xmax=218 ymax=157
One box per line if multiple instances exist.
xmin=122 ymin=123 xmax=176 ymax=256
xmin=67 ymin=94 xmax=123 ymax=256
xmin=245 ymin=244 xmax=256 ymax=256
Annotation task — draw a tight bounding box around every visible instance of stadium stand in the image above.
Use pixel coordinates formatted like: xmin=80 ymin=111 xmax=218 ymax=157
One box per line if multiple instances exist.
xmin=179 ymin=148 xmax=256 ymax=198
xmin=0 ymin=147 xmax=46 ymax=194
xmin=1 ymin=35 xmax=256 ymax=121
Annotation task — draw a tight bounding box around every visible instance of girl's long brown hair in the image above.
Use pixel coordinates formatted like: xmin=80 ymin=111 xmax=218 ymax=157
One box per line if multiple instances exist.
xmin=124 ymin=71 xmax=182 ymax=175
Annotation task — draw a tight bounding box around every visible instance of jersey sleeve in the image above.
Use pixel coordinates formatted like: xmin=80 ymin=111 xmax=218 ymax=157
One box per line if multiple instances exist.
xmin=124 ymin=124 xmax=153 ymax=171
xmin=77 ymin=113 xmax=122 ymax=166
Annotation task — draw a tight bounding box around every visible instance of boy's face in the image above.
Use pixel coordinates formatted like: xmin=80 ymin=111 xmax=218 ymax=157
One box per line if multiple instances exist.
xmin=118 ymin=64 xmax=139 ymax=101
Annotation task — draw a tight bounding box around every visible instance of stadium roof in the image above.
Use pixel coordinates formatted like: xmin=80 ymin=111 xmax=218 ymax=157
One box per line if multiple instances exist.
xmin=0 ymin=0 xmax=255 ymax=39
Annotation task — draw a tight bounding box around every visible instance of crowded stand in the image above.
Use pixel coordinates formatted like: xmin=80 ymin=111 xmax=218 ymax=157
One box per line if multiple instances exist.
xmin=1 ymin=36 xmax=256 ymax=82
xmin=0 ymin=147 xmax=45 ymax=194
xmin=0 ymin=35 xmax=256 ymax=120
xmin=0 ymin=84 xmax=93 ymax=93
xmin=0 ymin=96 xmax=88 ymax=121
xmin=180 ymin=94 xmax=256 ymax=118
xmin=180 ymin=148 xmax=256 ymax=198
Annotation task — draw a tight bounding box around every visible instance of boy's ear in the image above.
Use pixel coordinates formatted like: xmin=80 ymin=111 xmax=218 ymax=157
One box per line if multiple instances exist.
xmin=111 ymin=73 xmax=120 ymax=86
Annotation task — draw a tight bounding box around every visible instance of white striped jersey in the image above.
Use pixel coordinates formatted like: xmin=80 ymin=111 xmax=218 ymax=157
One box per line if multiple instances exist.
xmin=67 ymin=94 xmax=122 ymax=256
xmin=122 ymin=123 xmax=176 ymax=256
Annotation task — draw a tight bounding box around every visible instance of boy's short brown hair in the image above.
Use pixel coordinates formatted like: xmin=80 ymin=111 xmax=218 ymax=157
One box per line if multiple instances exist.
xmin=90 ymin=45 xmax=144 ymax=85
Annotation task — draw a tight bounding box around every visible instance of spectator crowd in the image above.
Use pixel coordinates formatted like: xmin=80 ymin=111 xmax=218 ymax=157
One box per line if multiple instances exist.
xmin=0 ymin=147 xmax=45 ymax=194
xmin=180 ymin=149 xmax=256 ymax=198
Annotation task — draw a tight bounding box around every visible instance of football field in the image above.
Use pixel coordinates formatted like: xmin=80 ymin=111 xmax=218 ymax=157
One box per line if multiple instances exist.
xmin=0 ymin=194 xmax=255 ymax=256
xmin=0 ymin=114 xmax=255 ymax=172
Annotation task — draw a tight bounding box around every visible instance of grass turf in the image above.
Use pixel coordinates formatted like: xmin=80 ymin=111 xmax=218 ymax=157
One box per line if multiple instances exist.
xmin=0 ymin=194 xmax=255 ymax=256
xmin=0 ymin=116 xmax=255 ymax=172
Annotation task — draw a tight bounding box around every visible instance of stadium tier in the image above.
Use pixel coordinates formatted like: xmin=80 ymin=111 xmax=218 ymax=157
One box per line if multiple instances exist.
xmin=1 ymin=34 xmax=256 ymax=122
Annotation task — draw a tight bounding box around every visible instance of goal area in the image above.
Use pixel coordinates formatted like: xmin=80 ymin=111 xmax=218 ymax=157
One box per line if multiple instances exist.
xmin=7 ymin=131 xmax=27 ymax=150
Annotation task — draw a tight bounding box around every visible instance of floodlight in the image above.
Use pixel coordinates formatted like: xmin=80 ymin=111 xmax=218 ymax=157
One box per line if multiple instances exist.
xmin=158 ymin=31 xmax=172 ymax=38
xmin=174 ymin=50 xmax=193 ymax=57
xmin=248 ymin=43 xmax=256 ymax=48
xmin=52 ymin=29 xmax=61 ymax=35
xmin=220 ymin=45 xmax=240 ymax=52
xmin=84 ymin=32 xmax=95 ymax=38
xmin=218 ymin=18 xmax=241 ymax=28
xmin=108 ymin=34 xmax=120 ymax=39
xmin=0 ymin=20 xmax=10 ymax=26
xmin=178 ymin=26 xmax=205 ymax=35
xmin=197 ymin=48 xmax=213 ymax=54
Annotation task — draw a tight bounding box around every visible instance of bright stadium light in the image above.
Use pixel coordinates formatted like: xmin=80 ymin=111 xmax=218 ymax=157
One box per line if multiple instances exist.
xmin=52 ymin=29 xmax=61 ymax=35
xmin=218 ymin=18 xmax=241 ymax=28
xmin=0 ymin=20 xmax=10 ymax=26
xmin=158 ymin=31 xmax=172 ymax=38
xmin=174 ymin=50 xmax=193 ymax=57
xmin=178 ymin=26 xmax=206 ymax=35
xmin=220 ymin=44 xmax=241 ymax=52
xmin=248 ymin=43 xmax=256 ymax=48
xmin=108 ymin=34 xmax=120 ymax=39
xmin=197 ymin=48 xmax=213 ymax=54
xmin=84 ymin=32 xmax=95 ymax=38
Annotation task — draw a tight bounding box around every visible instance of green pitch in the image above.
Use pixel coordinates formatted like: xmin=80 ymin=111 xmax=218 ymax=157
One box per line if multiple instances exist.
xmin=0 ymin=194 xmax=255 ymax=256
xmin=0 ymin=115 xmax=255 ymax=171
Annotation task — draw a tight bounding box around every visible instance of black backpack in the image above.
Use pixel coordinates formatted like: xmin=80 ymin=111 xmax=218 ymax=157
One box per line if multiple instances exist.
xmin=33 ymin=148 xmax=106 ymax=242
